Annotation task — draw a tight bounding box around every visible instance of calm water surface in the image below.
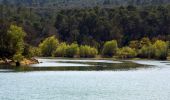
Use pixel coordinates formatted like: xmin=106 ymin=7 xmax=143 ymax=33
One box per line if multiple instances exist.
xmin=0 ymin=59 xmax=170 ymax=100
xmin=31 ymin=58 xmax=122 ymax=67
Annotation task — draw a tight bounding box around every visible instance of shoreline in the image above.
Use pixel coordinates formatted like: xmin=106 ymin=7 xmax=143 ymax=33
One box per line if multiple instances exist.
xmin=0 ymin=57 xmax=170 ymax=66
xmin=0 ymin=58 xmax=39 ymax=66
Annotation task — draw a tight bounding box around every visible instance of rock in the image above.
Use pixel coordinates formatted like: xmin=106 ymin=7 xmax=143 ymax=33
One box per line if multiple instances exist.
xmin=20 ymin=58 xmax=39 ymax=65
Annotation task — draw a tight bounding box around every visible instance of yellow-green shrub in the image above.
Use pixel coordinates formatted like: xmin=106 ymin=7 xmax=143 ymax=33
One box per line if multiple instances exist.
xmin=79 ymin=45 xmax=98 ymax=58
xmin=140 ymin=37 xmax=151 ymax=47
xmin=117 ymin=47 xmax=137 ymax=58
xmin=138 ymin=45 xmax=153 ymax=58
xmin=39 ymin=36 xmax=59 ymax=56
xmin=102 ymin=40 xmax=118 ymax=57
xmin=54 ymin=43 xmax=68 ymax=57
xmin=65 ymin=43 xmax=79 ymax=57
xmin=138 ymin=40 xmax=168 ymax=60
xmin=152 ymin=40 xmax=168 ymax=60
xmin=129 ymin=40 xmax=140 ymax=49
xmin=29 ymin=47 xmax=41 ymax=57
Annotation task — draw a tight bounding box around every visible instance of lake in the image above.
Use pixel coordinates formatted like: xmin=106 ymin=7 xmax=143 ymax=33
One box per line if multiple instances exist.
xmin=0 ymin=58 xmax=170 ymax=100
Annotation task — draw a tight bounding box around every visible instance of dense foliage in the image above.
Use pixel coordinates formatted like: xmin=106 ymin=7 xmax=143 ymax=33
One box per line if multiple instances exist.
xmin=0 ymin=3 xmax=170 ymax=60
xmin=117 ymin=47 xmax=137 ymax=58
xmin=102 ymin=40 xmax=118 ymax=57
xmin=79 ymin=45 xmax=98 ymax=58
xmin=54 ymin=43 xmax=68 ymax=57
xmin=54 ymin=43 xmax=98 ymax=58
xmin=7 ymin=25 xmax=26 ymax=61
xmin=1 ymin=4 xmax=170 ymax=48
xmin=1 ymin=0 xmax=170 ymax=7
xmin=39 ymin=36 xmax=59 ymax=57
xmin=152 ymin=40 xmax=169 ymax=60
xmin=65 ymin=43 xmax=79 ymax=58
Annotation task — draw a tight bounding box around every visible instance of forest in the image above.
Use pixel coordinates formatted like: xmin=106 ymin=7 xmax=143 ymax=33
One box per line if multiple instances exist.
xmin=0 ymin=2 xmax=170 ymax=62
xmin=1 ymin=0 xmax=170 ymax=7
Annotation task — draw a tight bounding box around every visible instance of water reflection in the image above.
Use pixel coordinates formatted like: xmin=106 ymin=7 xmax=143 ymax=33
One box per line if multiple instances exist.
xmin=37 ymin=58 xmax=122 ymax=64
xmin=31 ymin=62 xmax=92 ymax=67
xmin=0 ymin=58 xmax=146 ymax=71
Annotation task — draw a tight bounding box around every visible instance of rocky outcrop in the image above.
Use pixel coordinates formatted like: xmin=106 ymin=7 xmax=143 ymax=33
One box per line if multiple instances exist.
xmin=0 ymin=58 xmax=39 ymax=65
xmin=20 ymin=58 xmax=39 ymax=65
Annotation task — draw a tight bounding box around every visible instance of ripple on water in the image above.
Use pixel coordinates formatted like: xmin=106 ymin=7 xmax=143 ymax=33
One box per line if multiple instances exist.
xmin=37 ymin=58 xmax=122 ymax=64
xmin=31 ymin=62 xmax=92 ymax=67
xmin=31 ymin=58 xmax=122 ymax=67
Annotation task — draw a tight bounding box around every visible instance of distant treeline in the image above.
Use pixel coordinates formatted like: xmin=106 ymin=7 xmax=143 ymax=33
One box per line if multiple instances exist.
xmin=0 ymin=4 xmax=170 ymax=60
xmin=1 ymin=0 xmax=170 ymax=8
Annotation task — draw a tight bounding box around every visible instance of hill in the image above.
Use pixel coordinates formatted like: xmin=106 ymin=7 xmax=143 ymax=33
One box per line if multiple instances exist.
xmin=1 ymin=0 xmax=170 ymax=8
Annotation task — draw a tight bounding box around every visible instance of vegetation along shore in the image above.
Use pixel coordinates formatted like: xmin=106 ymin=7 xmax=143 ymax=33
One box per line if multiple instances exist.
xmin=0 ymin=3 xmax=170 ymax=66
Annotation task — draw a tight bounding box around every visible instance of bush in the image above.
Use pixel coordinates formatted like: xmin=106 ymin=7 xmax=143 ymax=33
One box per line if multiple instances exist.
xmin=140 ymin=37 xmax=151 ymax=47
xmin=138 ymin=40 xmax=168 ymax=60
xmin=54 ymin=43 xmax=68 ymax=57
xmin=13 ymin=53 xmax=24 ymax=62
xmin=65 ymin=43 xmax=79 ymax=57
xmin=29 ymin=47 xmax=41 ymax=57
xmin=79 ymin=45 xmax=98 ymax=58
xmin=129 ymin=40 xmax=140 ymax=49
xmin=117 ymin=47 xmax=137 ymax=58
xmin=7 ymin=25 xmax=26 ymax=59
xmin=152 ymin=40 xmax=168 ymax=60
xmin=39 ymin=36 xmax=59 ymax=56
xmin=102 ymin=40 xmax=118 ymax=57
xmin=138 ymin=45 xmax=153 ymax=58
xmin=23 ymin=44 xmax=41 ymax=57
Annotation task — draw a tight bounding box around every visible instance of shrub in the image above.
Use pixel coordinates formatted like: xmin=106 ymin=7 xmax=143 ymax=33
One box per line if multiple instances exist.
xmin=13 ymin=53 xmax=24 ymax=62
xmin=129 ymin=40 xmax=140 ymax=49
xmin=138 ymin=45 xmax=153 ymax=58
xmin=140 ymin=37 xmax=151 ymax=47
xmin=117 ymin=47 xmax=137 ymax=58
xmin=29 ymin=47 xmax=41 ymax=57
xmin=138 ymin=40 xmax=168 ymax=60
xmin=54 ymin=43 xmax=68 ymax=57
xmin=39 ymin=36 xmax=59 ymax=56
xmin=152 ymin=40 xmax=168 ymax=60
xmin=7 ymin=25 xmax=26 ymax=59
xmin=79 ymin=45 xmax=98 ymax=58
xmin=65 ymin=43 xmax=79 ymax=57
xmin=102 ymin=40 xmax=118 ymax=57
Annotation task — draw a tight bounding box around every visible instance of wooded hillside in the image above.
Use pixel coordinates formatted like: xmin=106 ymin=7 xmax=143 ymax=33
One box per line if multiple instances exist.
xmin=1 ymin=0 xmax=170 ymax=8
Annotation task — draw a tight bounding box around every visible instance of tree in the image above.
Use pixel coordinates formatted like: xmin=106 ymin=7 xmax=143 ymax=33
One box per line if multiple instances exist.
xmin=79 ymin=45 xmax=98 ymax=58
xmin=39 ymin=36 xmax=59 ymax=56
xmin=129 ymin=40 xmax=140 ymax=49
xmin=140 ymin=37 xmax=151 ymax=48
xmin=152 ymin=40 xmax=168 ymax=60
xmin=102 ymin=40 xmax=118 ymax=57
xmin=117 ymin=47 xmax=137 ymax=59
xmin=65 ymin=43 xmax=79 ymax=58
xmin=7 ymin=25 xmax=26 ymax=61
xmin=54 ymin=42 xmax=68 ymax=57
xmin=139 ymin=40 xmax=169 ymax=60
xmin=138 ymin=45 xmax=153 ymax=58
xmin=29 ymin=46 xmax=41 ymax=57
